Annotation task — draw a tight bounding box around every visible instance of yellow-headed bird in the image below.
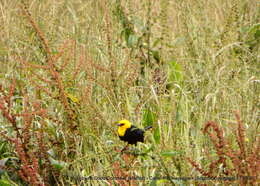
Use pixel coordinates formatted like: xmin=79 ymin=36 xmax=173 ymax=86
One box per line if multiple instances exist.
xmin=116 ymin=120 xmax=152 ymax=147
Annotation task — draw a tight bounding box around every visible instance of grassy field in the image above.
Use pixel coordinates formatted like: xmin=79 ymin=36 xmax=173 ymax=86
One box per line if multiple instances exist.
xmin=0 ymin=0 xmax=259 ymax=185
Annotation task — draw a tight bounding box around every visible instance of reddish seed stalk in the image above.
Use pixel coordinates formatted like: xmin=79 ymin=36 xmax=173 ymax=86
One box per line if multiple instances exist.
xmin=188 ymin=112 xmax=259 ymax=185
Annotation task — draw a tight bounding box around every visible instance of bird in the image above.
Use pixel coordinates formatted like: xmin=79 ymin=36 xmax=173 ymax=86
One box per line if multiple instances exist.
xmin=115 ymin=119 xmax=152 ymax=151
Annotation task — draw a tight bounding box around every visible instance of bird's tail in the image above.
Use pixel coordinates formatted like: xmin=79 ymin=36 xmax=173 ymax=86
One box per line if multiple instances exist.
xmin=144 ymin=126 xmax=152 ymax=131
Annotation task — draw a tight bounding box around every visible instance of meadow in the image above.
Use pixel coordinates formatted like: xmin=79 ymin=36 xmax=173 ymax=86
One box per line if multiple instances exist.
xmin=0 ymin=0 xmax=259 ymax=185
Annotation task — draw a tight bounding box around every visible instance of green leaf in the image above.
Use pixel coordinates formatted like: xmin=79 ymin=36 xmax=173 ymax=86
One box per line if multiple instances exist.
xmin=0 ymin=142 xmax=7 ymax=155
xmin=0 ymin=179 xmax=13 ymax=186
xmin=168 ymin=61 xmax=183 ymax=83
xmin=254 ymin=29 xmax=260 ymax=39
xmin=142 ymin=109 xmax=156 ymax=127
xmin=248 ymin=23 xmax=260 ymax=35
xmin=153 ymin=127 xmax=160 ymax=144
xmin=151 ymin=50 xmax=160 ymax=63
xmin=122 ymin=28 xmax=133 ymax=46
xmin=152 ymin=38 xmax=161 ymax=47
xmin=49 ymin=157 xmax=67 ymax=170
xmin=156 ymin=179 xmax=168 ymax=184
xmin=127 ymin=34 xmax=138 ymax=48
xmin=161 ymin=151 xmax=182 ymax=157
xmin=143 ymin=145 xmax=154 ymax=154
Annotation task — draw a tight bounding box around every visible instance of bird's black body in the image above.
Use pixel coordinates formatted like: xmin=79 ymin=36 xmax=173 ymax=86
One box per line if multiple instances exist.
xmin=119 ymin=125 xmax=152 ymax=145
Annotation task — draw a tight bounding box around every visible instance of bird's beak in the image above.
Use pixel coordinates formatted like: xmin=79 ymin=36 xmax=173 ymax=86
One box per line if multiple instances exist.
xmin=117 ymin=123 xmax=124 ymax=126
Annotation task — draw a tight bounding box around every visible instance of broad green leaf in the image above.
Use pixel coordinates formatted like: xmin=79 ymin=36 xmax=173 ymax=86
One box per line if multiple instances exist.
xmin=168 ymin=61 xmax=183 ymax=83
xmin=151 ymin=50 xmax=160 ymax=63
xmin=153 ymin=127 xmax=160 ymax=144
xmin=142 ymin=109 xmax=156 ymax=127
xmin=152 ymin=38 xmax=161 ymax=47
xmin=49 ymin=157 xmax=67 ymax=170
xmin=122 ymin=28 xmax=133 ymax=46
xmin=254 ymin=29 xmax=260 ymax=39
xmin=247 ymin=23 xmax=260 ymax=35
xmin=0 ymin=142 xmax=7 ymax=154
xmin=161 ymin=151 xmax=182 ymax=157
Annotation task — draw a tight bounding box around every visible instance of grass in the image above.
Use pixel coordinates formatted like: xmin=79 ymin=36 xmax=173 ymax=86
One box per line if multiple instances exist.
xmin=0 ymin=0 xmax=259 ymax=185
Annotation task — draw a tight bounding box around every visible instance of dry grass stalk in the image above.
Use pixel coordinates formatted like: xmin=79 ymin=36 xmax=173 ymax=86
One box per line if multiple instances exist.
xmin=103 ymin=0 xmax=116 ymax=84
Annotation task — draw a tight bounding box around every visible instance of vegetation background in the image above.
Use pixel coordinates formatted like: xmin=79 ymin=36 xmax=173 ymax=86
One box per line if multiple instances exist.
xmin=0 ymin=0 xmax=259 ymax=185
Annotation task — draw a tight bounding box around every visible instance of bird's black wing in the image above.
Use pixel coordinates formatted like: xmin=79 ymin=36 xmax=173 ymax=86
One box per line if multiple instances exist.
xmin=123 ymin=125 xmax=145 ymax=145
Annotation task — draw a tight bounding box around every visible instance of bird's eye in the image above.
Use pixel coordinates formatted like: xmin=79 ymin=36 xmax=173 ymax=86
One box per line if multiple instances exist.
xmin=117 ymin=123 xmax=124 ymax=126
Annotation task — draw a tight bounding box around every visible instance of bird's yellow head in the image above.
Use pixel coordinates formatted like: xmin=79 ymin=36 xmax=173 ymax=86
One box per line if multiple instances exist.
xmin=116 ymin=120 xmax=131 ymax=136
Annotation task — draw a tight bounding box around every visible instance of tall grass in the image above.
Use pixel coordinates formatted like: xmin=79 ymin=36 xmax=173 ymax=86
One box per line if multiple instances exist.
xmin=0 ymin=0 xmax=259 ymax=185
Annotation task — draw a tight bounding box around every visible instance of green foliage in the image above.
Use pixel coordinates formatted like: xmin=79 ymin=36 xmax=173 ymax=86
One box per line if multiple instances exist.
xmin=49 ymin=157 xmax=68 ymax=170
xmin=0 ymin=177 xmax=15 ymax=186
xmin=0 ymin=170 xmax=20 ymax=186
xmin=168 ymin=61 xmax=183 ymax=84
xmin=0 ymin=142 xmax=10 ymax=158
xmin=142 ymin=108 xmax=156 ymax=127
xmin=243 ymin=23 xmax=260 ymax=50
xmin=114 ymin=0 xmax=135 ymax=48
xmin=153 ymin=126 xmax=161 ymax=144
xmin=160 ymin=151 xmax=182 ymax=157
